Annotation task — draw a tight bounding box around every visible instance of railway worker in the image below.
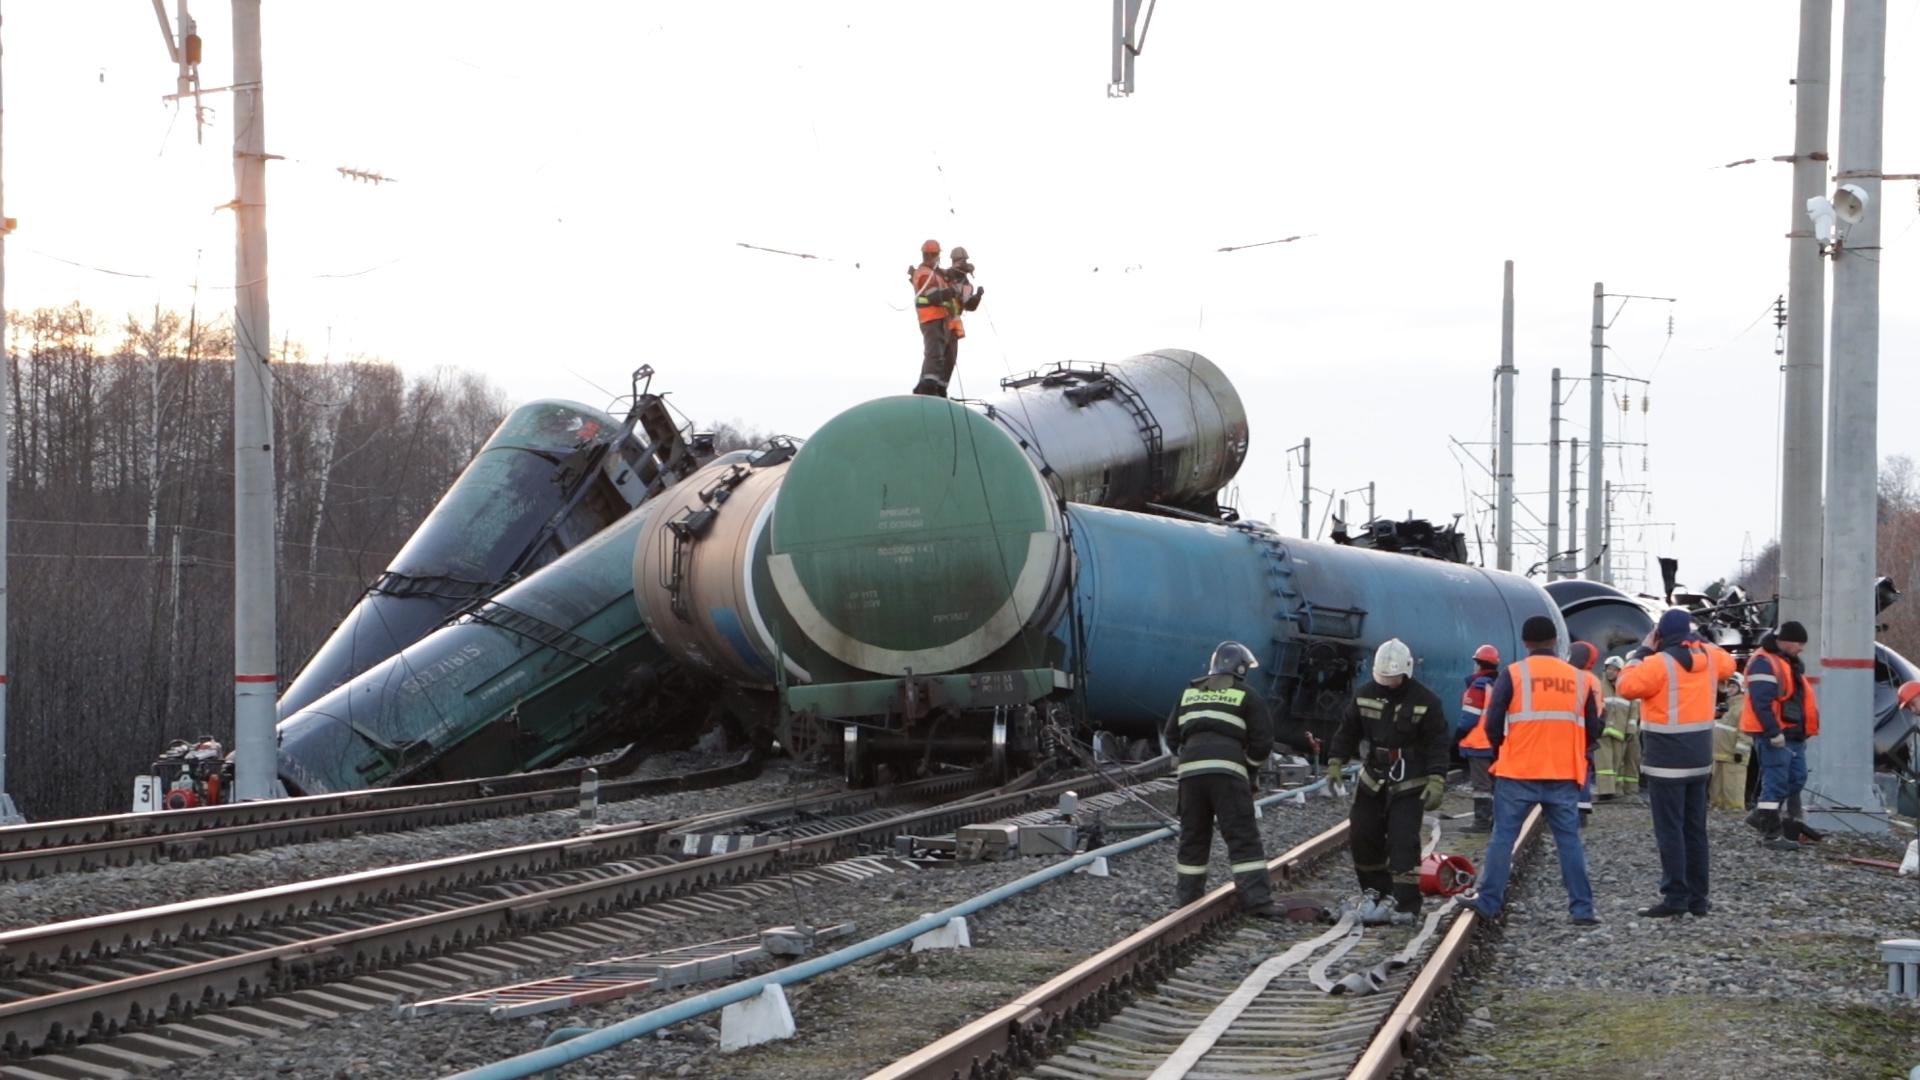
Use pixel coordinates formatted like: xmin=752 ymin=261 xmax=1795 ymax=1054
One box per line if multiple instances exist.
xmin=1465 ymin=616 xmax=1602 ymax=926
xmin=1598 ymin=655 xmax=1643 ymax=802
xmin=909 ymin=239 xmax=958 ymax=397
xmin=1455 ymin=644 xmax=1501 ymax=835
xmin=1710 ymin=673 xmax=1752 ymax=812
xmin=1163 ymin=641 xmax=1285 ymax=918
xmin=1323 ymin=638 xmax=1450 ymax=925
xmin=1740 ymin=622 xmax=1824 ymax=848
xmin=1567 ymin=641 xmax=1604 ymax=825
xmin=1616 ymin=608 xmax=1738 ymax=918
xmin=943 ymin=246 xmax=985 ymax=359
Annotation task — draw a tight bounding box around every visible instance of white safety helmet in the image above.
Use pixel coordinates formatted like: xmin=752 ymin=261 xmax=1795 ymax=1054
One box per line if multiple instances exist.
xmin=1373 ymin=638 xmax=1414 ymax=680
xmin=1729 ymin=672 xmax=1746 ymax=691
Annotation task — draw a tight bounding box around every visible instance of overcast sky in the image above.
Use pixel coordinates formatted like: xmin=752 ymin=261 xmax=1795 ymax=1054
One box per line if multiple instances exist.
xmin=7 ymin=1 xmax=1920 ymax=597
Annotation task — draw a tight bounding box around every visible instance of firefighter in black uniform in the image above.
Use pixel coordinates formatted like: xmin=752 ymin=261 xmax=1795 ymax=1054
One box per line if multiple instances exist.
xmin=1325 ymin=638 xmax=1451 ymax=924
xmin=1163 ymin=641 xmax=1283 ymax=917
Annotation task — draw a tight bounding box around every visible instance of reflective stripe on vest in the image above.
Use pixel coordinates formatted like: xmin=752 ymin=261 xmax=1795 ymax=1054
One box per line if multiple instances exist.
xmin=1646 ymin=652 xmax=1715 ymax=733
xmin=1178 ymin=759 xmax=1248 ymax=779
xmin=1179 ymin=709 xmax=1245 ymax=730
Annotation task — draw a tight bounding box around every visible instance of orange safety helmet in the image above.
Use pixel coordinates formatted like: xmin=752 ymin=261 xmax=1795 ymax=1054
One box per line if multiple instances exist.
xmin=1900 ymin=680 xmax=1920 ymax=710
xmin=1472 ymin=644 xmax=1500 ymax=665
xmin=1567 ymin=641 xmax=1599 ymax=671
xmin=921 ymin=239 xmax=941 ymax=255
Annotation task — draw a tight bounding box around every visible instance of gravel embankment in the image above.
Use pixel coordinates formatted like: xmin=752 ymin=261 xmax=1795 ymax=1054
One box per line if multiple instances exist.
xmin=1437 ymin=800 xmax=1920 ymax=1079
xmin=0 ymin=753 xmax=836 ymax=931
xmin=168 ymin=780 xmax=1355 ymax=1080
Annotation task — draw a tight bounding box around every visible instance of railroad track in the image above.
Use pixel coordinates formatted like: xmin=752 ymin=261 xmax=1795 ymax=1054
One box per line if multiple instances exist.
xmin=871 ymin=804 xmax=1548 ymax=1080
xmin=0 ymin=760 xmax=1165 ymax=1060
xmin=0 ymin=750 xmax=760 ymax=881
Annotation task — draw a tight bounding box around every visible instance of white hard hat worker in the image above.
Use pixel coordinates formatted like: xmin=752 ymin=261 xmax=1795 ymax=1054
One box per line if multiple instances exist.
xmin=1373 ymin=638 xmax=1414 ymax=688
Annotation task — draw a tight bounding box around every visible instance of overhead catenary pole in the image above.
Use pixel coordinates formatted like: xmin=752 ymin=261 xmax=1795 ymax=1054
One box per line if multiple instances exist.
xmin=1547 ymin=368 xmax=1562 ymax=580
xmin=0 ymin=5 xmax=18 ymax=825
xmin=1568 ymin=437 xmax=1581 ymax=577
xmin=1586 ymin=282 xmax=1604 ymax=581
xmin=1495 ymin=260 xmax=1517 ymax=572
xmin=1812 ymin=0 xmax=1889 ymax=831
xmin=1781 ymin=0 xmax=1833 ymax=678
xmin=230 ymin=0 xmax=278 ymax=802
xmin=1297 ymin=437 xmax=1311 ymax=539
xmin=1603 ymin=481 xmax=1614 ymax=585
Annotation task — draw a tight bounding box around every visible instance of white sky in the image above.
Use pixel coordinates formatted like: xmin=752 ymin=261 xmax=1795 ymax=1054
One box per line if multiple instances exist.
xmin=7 ymin=1 xmax=1920 ymax=595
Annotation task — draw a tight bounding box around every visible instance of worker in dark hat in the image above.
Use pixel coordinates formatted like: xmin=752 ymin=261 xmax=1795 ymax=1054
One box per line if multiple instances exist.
xmin=1739 ymin=621 xmax=1822 ymax=848
xmin=908 ymin=239 xmax=957 ymax=396
xmin=1467 ymin=615 xmax=1603 ymax=926
xmin=1325 ymin=638 xmax=1450 ymax=925
xmin=1616 ymin=607 xmax=1738 ymax=917
xmin=1163 ymin=641 xmax=1284 ymax=918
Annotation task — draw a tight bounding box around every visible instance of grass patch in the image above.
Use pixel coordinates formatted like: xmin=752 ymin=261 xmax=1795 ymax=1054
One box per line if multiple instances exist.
xmin=1450 ymin=989 xmax=1920 ymax=1079
xmin=1453 ymin=989 xmax=1770 ymax=1077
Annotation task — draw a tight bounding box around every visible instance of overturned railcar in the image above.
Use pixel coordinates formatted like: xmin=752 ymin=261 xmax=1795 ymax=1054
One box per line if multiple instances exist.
xmin=631 ymin=394 xmax=1565 ymax=782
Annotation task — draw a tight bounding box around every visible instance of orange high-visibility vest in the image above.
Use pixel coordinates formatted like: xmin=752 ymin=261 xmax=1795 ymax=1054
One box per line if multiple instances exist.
xmin=911 ymin=266 xmax=949 ymax=325
xmin=1739 ymin=650 xmax=1822 ymax=738
xmin=1490 ymin=654 xmax=1589 ymax=784
xmin=1460 ymin=676 xmax=1493 ymax=752
xmin=1623 ymin=642 xmax=1732 ymax=733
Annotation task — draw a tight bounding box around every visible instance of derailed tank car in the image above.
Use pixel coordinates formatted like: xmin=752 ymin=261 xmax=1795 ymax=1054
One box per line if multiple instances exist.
xmin=632 ymin=395 xmax=1566 ymax=781
xmin=272 ymin=351 xmax=1250 ymax=793
xmin=282 ymin=378 xmax=702 ymax=716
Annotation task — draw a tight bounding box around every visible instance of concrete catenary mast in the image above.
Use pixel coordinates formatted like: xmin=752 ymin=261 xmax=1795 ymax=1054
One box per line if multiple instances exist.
xmin=230 ymin=0 xmax=278 ymax=801
xmin=0 ymin=6 xmax=19 ymax=824
xmin=1780 ymin=0 xmax=1831 ymax=700
xmin=1547 ymin=368 xmax=1562 ymax=580
xmin=1586 ymin=283 xmax=1604 ymax=581
xmin=1812 ymin=0 xmax=1889 ymax=831
xmin=1495 ymin=261 xmax=1516 ymax=572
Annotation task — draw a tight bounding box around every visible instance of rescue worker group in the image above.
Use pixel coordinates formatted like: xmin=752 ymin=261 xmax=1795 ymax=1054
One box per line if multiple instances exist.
xmin=1165 ymin=610 xmax=1841 ymax=926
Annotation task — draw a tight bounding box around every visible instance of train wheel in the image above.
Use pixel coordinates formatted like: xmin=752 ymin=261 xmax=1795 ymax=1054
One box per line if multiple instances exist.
xmin=990 ymin=711 xmax=1010 ymax=785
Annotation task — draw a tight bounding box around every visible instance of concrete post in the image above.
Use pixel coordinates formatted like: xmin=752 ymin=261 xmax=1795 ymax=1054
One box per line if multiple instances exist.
xmin=1812 ymin=0 xmax=1890 ymax=832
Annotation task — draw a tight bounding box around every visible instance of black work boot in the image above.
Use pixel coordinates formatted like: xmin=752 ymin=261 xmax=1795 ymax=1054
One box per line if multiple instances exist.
xmin=1465 ymin=798 xmax=1492 ymax=834
xmin=1756 ymin=811 xmax=1798 ymax=851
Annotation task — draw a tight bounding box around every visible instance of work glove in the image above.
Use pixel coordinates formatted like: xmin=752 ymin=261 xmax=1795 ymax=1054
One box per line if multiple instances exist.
xmin=1422 ymin=774 xmax=1446 ymax=812
xmin=1602 ymin=726 xmax=1626 ymax=742
xmin=1324 ymin=758 xmax=1346 ymax=798
xmin=964 ymin=287 xmax=985 ymax=311
xmin=1769 ymin=734 xmax=1787 ymax=749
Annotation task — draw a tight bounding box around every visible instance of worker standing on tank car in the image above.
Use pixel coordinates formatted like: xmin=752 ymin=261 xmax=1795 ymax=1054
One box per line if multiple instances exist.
xmin=909 ymin=240 xmax=958 ymax=397
xmin=943 ymin=246 xmax=984 ymax=377
xmin=1617 ymin=608 xmax=1737 ymax=918
xmin=1567 ymin=642 xmax=1604 ymax=825
xmin=1598 ymin=655 xmax=1643 ymax=802
xmin=1741 ymin=621 xmax=1823 ymax=848
xmin=1324 ymin=639 xmax=1449 ymax=925
xmin=1456 ymin=644 xmax=1501 ymax=835
xmin=1163 ymin=642 xmax=1284 ymax=918
xmin=1711 ymin=673 xmax=1752 ymax=812
xmin=1466 ymin=616 xmax=1603 ymax=925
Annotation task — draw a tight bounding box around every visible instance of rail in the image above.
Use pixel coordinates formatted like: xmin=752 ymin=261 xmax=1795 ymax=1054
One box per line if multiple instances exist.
xmin=0 ymin=763 xmax=1155 ymax=1054
xmin=0 ymin=748 xmax=775 ymax=881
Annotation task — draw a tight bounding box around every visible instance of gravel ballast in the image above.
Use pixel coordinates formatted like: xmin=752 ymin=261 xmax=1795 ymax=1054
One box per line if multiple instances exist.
xmin=1436 ymin=799 xmax=1920 ymax=1079
xmin=0 ymin=753 xmax=836 ymax=932
xmin=162 ymin=779 xmax=1355 ymax=1080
